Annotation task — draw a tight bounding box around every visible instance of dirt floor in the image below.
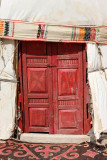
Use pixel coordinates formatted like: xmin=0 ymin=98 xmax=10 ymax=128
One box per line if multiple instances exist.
xmin=0 ymin=139 xmax=106 ymax=160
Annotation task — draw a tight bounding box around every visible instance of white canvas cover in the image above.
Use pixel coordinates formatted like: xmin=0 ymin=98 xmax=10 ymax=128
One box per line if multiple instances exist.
xmin=0 ymin=0 xmax=107 ymax=26
xmin=0 ymin=0 xmax=107 ymax=140
xmin=0 ymin=0 xmax=107 ymax=44
xmin=87 ymin=44 xmax=107 ymax=139
xmin=0 ymin=39 xmax=16 ymax=139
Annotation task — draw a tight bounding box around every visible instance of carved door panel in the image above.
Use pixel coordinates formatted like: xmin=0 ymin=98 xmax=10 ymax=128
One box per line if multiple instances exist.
xmin=52 ymin=43 xmax=84 ymax=134
xmin=22 ymin=41 xmax=84 ymax=134
xmin=22 ymin=41 xmax=53 ymax=133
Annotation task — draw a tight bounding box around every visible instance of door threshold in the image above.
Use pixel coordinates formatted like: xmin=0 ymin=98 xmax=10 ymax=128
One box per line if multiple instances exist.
xmin=20 ymin=133 xmax=90 ymax=144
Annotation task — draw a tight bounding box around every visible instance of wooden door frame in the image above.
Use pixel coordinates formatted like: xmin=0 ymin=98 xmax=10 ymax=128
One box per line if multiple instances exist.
xmin=18 ymin=41 xmax=91 ymax=134
xmin=83 ymin=45 xmax=91 ymax=134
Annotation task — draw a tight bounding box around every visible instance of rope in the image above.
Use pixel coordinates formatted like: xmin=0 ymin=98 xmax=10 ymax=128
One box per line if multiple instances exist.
xmin=88 ymin=68 xmax=107 ymax=73
xmin=0 ymin=78 xmax=18 ymax=83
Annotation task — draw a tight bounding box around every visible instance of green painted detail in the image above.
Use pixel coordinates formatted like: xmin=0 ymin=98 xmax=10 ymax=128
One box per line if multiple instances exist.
xmin=71 ymin=27 xmax=74 ymax=41
xmin=96 ymin=27 xmax=99 ymax=32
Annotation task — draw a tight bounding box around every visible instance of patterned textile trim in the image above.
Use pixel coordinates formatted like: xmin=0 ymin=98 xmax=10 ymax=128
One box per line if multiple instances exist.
xmin=0 ymin=21 xmax=4 ymax=36
xmin=0 ymin=19 xmax=107 ymax=44
xmin=0 ymin=21 xmax=13 ymax=37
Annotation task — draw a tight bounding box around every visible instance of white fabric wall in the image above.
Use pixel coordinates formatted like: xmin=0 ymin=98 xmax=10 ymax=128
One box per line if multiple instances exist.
xmin=0 ymin=0 xmax=107 ymax=140
xmin=87 ymin=44 xmax=107 ymax=139
xmin=0 ymin=39 xmax=16 ymax=139
xmin=0 ymin=0 xmax=107 ymax=25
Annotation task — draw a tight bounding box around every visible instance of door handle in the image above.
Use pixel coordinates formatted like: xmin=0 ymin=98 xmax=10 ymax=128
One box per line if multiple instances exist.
xmin=47 ymin=64 xmax=56 ymax=67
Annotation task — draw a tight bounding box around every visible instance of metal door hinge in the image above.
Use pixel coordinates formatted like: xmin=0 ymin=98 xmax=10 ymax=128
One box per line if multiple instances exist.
xmin=17 ymin=105 xmax=21 ymax=120
xmin=17 ymin=77 xmax=20 ymax=94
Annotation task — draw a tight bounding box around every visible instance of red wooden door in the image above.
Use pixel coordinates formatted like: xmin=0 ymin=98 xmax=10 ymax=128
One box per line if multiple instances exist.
xmin=21 ymin=41 xmax=84 ymax=134
xmin=52 ymin=43 xmax=83 ymax=134
xmin=22 ymin=41 xmax=53 ymax=133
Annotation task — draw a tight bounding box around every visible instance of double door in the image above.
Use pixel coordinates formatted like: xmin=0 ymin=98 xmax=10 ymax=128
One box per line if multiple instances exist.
xmin=22 ymin=41 xmax=84 ymax=134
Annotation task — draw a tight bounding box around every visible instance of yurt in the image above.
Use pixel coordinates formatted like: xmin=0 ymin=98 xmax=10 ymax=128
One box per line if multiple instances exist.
xmin=0 ymin=0 xmax=107 ymax=143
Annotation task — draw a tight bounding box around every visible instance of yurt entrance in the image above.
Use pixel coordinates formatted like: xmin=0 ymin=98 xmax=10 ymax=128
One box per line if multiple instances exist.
xmin=18 ymin=41 xmax=90 ymax=134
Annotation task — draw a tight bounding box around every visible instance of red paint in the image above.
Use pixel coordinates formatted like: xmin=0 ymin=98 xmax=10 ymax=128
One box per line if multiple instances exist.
xmin=19 ymin=41 xmax=91 ymax=134
xmin=18 ymin=43 xmax=24 ymax=132
xmin=83 ymin=45 xmax=91 ymax=134
xmin=52 ymin=43 xmax=83 ymax=134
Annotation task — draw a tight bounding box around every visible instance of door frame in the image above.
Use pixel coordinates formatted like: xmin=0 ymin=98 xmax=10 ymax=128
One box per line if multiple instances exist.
xmin=18 ymin=41 xmax=91 ymax=134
